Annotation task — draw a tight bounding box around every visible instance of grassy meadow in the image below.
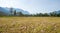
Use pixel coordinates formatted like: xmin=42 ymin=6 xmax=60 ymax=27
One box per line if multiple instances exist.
xmin=0 ymin=17 xmax=60 ymax=33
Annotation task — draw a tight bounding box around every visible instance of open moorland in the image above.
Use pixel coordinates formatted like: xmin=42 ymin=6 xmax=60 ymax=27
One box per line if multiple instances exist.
xmin=0 ymin=17 xmax=60 ymax=33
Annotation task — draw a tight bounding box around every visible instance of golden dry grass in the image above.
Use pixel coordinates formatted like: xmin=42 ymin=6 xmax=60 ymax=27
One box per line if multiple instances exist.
xmin=0 ymin=17 xmax=60 ymax=33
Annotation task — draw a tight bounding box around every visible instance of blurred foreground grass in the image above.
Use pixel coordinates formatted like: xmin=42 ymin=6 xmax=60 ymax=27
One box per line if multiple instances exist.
xmin=0 ymin=17 xmax=60 ymax=33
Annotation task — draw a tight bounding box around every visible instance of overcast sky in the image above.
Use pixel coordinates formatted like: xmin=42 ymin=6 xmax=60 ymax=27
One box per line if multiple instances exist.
xmin=0 ymin=0 xmax=60 ymax=14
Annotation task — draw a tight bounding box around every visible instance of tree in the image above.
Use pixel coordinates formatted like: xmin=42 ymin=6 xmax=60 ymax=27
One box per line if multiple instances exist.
xmin=14 ymin=10 xmax=16 ymax=16
xmin=18 ymin=12 xmax=24 ymax=16
xmin=0 ymin=11 xmax=7 ymax=16
xmin=43 ymin=13 xmax=49 ymax=16
xmin=10 ymin=8 xmax=13 ymax=16
xmin=57 ymin=13 xmax=60 ymax=17
xmin=50 ymin=12 xmax=57 ymax=17
xmin=38 ymin=13 xmax=43 ymax=16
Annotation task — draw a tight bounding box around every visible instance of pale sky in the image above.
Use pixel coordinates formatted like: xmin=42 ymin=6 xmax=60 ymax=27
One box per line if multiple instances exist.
xmin=0 ymin=0 xmax=60 ymax=14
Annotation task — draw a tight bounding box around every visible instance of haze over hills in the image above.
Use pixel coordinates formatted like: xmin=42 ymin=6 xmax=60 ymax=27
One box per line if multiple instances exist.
xmin=53 ymin=10 xmax=60 ymax=14
xmin=0 ymin=7 xmax=60 ymax=15
xmin=0 ymin=7 xmax=30 ymax=15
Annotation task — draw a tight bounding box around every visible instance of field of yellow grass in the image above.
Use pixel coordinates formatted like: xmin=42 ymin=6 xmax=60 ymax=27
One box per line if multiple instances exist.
xmin=0 ymin=17 xmax=60 ymax=33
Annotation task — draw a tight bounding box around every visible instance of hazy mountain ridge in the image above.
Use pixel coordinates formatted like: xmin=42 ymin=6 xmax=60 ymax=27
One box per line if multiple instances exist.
xmin=0 ymin=7 xmax=60 ymax=15
xmin=53 ymin=10 xmax=60 ymax=14
xmin=0 ymin=7 xmax=30 ymax=15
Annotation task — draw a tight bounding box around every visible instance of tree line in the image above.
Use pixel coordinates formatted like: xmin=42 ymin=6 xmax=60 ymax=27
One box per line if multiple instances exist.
xmin=0 ymin=8 xmax=60 ymax=17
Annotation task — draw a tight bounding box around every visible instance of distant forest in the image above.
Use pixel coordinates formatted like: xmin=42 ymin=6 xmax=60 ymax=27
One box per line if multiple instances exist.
xmin=0 ymin=8 xmax=60 ymax=17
